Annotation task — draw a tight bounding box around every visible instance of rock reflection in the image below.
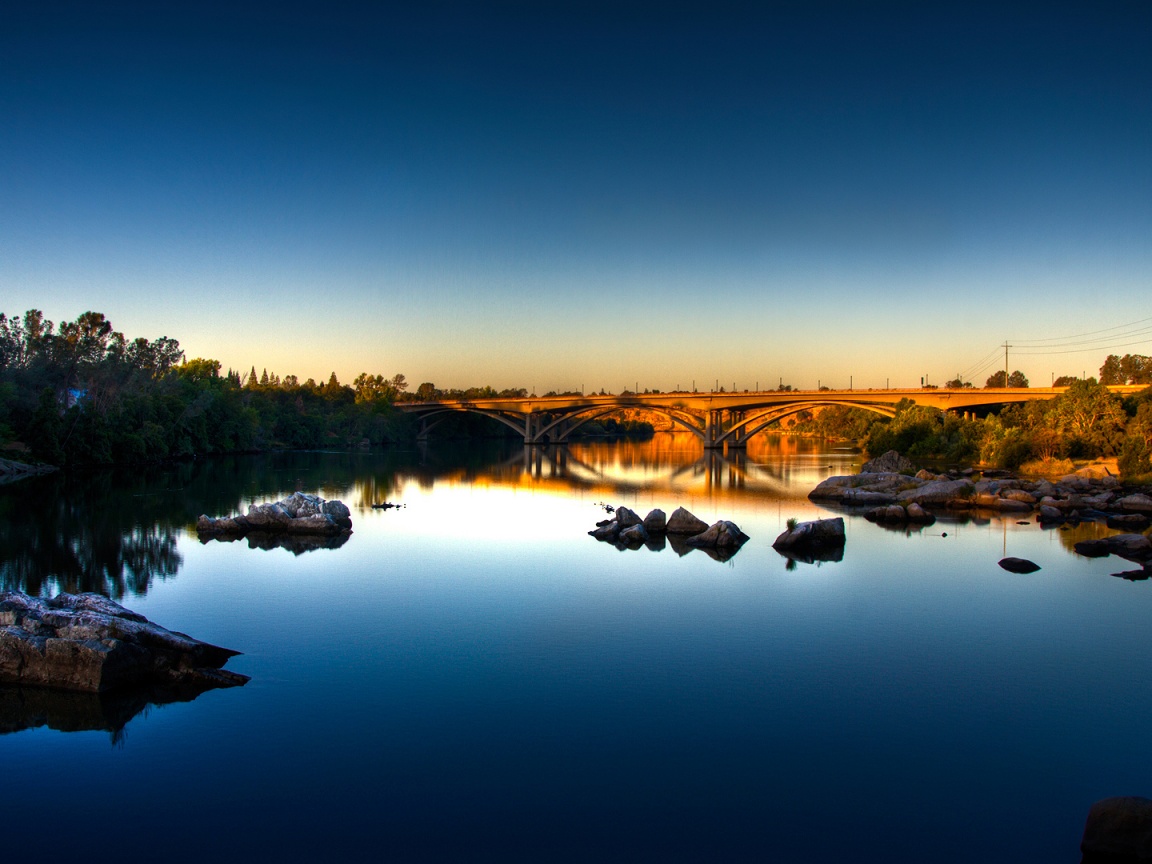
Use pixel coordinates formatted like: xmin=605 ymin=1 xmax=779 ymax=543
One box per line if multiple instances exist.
xmin=0 ymin=680 xmax=236 ymax=746
xmin=202 ymin=531 xmax=351 ymax=554
xmin=773 ymin=546 xmax=846 ymax=566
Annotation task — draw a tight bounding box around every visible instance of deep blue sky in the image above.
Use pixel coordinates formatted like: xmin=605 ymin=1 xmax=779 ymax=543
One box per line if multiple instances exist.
xmin=2 ymin=1 xmax=1149 ymax=390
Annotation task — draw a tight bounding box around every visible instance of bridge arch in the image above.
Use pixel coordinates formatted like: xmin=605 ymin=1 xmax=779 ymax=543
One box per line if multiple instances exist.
xmin=715 ymin=400 xmax=898 ymax=446
xmin=538 ymin=404 xmax=707 ymax=442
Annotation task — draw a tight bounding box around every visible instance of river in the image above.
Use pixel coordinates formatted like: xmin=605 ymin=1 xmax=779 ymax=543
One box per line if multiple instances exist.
xmin=0 ymin=434 xmax=1146 ymax=862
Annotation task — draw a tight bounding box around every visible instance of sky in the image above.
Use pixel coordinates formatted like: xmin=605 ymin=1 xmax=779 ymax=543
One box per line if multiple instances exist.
xmin=2 ymin=1 xmax=1150 ymax=392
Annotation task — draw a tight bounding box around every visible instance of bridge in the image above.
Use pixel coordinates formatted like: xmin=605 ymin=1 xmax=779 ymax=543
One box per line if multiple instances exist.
xmin=398 ymin=386 xmax=1146 ymax=451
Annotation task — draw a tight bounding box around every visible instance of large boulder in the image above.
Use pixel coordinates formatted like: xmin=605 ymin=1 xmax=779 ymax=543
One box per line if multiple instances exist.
xmin=199 ymin=493 xmax=352 ymax=537
xmin=667 ymin=507 xmax=709 ymax=535
xmin=0 ymin=591 xmax=248 ymax=694
xmin=773 ymin=517 xmax=846 ymax=552
xmin=1082 ymin=797 xmax=1152 ymax=863
xmin=860 ymin=451 xmax=917 ymax=474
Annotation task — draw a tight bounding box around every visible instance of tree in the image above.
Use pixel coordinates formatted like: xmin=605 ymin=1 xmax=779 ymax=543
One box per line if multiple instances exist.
xmin=985 ymin=370 xmax=1029 ymax=388
xmin=415 ymin=382 xmax=438 ymax=401
xmin=353 ymin=373 xmax=393 ymax=404
xmin=1053 ymin=375 xmax=1079 ymax=387
xmin=178 ymin=358 xmax=222 ymax=383
xmin=945 ymin=375 xmax=973 ymax=389
xmin=1049 ymin=380 xmax=1127 ymax=457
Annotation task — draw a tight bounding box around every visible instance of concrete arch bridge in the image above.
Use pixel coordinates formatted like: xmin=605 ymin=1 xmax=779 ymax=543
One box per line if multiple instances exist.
xmin=399 ymin=386 xmax=1138 ymax=451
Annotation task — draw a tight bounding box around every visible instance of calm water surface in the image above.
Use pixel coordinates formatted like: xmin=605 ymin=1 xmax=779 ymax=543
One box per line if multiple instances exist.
xmin=1 ymin=434 xmax=1148 ymax=862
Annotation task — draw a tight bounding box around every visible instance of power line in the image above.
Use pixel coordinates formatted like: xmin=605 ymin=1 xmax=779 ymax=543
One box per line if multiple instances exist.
xmin=1011 ymin=315 xmax=1152 ymax=345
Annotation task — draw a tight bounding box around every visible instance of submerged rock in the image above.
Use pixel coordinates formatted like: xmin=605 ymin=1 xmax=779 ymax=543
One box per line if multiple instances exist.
xmin=198 ymin=492 xmax=352 ymax=537
xmin=0 ymin=591 xmax=249 ymax=694
xmin=1081 ymin=796 xmax=1152 ymax=863
xmin=998 ymin=557 xmax=1041 ymax=573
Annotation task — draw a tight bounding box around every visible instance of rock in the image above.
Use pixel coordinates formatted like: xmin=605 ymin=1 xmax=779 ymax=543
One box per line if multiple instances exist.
xmin=1039 ymin=505 xmax=1065 ymax=523
xmin=686 ymin=520 xmax=749 ymax=549
xmin=1108 ymin=514 xmax=1152 ymax=530
xmin=773 ymin=517 xmax=846 ymax=552
xmin=1108 ymin=534 xmax=1152 ymax=561
xmin=198 ymin=493 xmax=352 ymax=537
xmin=643 ymin=509 xmax=667 ymax=533
xmin=905 ymin=503 xmax=935 ymax=524
xmin=807 ymin=476 xmax=858 ymax=499
xmin=0 ymin=591 xmax=249 ymax=694
xmin=895 ymin=479 xmax=975 ymax=507
xmin=860 ymin=450 xmax=917 ymax=474
xmin=998 ymin=557 xmax=1041 ymax=573
xmin=615 ymin=506 xmax=643 ymax=528
xmin=1117 ymin=494 xmax=1152 ymax=513
xmin=1112 ymin=566 xmax=1152 ymax=582
xmin=1075 ymin=539 xmax=1112 ymax=558
xmin=589 ymin=522 xmax=621 ymax=541
xmin=666 ymin=507 xmax=709 ymax=535
xmin=994 ymin=498 xmax=1034 ymax=512
xmin=1075 ymin=535 xmax=1152 ymax=562
xmin=1076 ymin=464 xmax=1115 ymax=480
xmin=841 ymin=489 xmax=899 ymax=504
xmin=1081 ymin=796 xmax=1152 ymax=863
xmin=618 ymin=523 xmax=649 ymax=544
xmin=1001 ymin=489 xmax=1037 ymax=504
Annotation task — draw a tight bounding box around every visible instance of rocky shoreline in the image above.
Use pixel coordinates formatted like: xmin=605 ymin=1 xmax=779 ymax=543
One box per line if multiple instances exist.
xmin=0 ymin=591 xmax=248 ymax=694
xmin=809 ymin=450 xmax=1152 ymax=529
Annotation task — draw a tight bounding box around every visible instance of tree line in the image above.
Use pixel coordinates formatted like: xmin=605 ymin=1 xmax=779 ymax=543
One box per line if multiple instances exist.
xmin=0 ymin=309 xmax=419 ymax=466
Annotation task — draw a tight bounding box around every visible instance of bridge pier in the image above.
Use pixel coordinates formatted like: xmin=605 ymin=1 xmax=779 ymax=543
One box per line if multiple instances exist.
xmin=728 ymin=410 xmax=747 ymax=449
xmin=705 ymin=410 xmax=724 ymax=449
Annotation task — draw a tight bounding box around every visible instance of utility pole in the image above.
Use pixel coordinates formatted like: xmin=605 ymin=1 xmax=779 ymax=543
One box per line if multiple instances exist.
xmin=1003 ymin=341 xmax=1011 ymax=387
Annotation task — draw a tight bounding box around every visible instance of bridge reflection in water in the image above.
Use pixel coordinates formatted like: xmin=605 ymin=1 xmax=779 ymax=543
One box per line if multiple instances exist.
xmin=454 ymin=433 xmax=861 ymax=501
xmin=400 ymin=386 xmax=1145 ymax=451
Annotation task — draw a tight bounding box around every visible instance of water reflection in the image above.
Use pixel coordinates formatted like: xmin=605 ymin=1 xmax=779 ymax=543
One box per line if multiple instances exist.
xmin=0 ymin=452 xmax=414 ymax=597
xmin=201 ymin=531 xmax=351 ymax=554
xmin=458 ymin=433 xmax=861 ymax=500
xmin=3 ymin=435 xmax=1140 ymax=598
xmin=0 ymin=680 xmax=236 ymax=746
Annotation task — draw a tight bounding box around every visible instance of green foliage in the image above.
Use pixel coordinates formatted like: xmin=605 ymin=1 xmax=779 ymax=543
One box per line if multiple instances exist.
xmin=789 ymin=404 xmax=876 ymax=439
xmin=786 ymin=517 xmax=798 ymax=531
xmin=0 ymin=308 xmax=416 ymax=466
xmin=1100 ymin=354 xmax=1152 ymax=385
xmin=865 ymin=403 xmax=981 ymax=463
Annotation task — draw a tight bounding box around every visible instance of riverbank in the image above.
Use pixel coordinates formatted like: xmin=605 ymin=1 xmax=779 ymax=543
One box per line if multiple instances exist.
xmin=809 ymin=451 xmax=1152 ymax=529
